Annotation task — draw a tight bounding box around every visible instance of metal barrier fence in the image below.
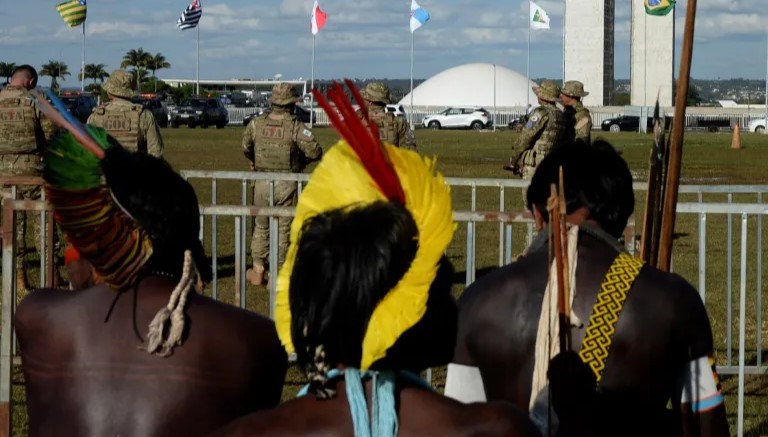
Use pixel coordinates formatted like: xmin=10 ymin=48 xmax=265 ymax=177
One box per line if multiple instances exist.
xmin=222 ymin=106 xmax=763 ymax=130
xmin=0 ymin=175 xmax=766 ymax=436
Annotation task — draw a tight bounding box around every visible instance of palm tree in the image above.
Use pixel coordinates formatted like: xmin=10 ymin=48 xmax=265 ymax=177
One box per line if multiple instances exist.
xmin=79 ymin=63 xmax=108 ymax=85
xmin=148 ymin=53 xmax=171 ymax=92
xmin=130 ymin=69 xmax=150 ymax=93
xmin=0 ymin=62 xmax=17 ymax=84
xmin=120 ymin=48 xmax=152 ymax=92
xmin=40 ymin=60 xmax=70 ymax=93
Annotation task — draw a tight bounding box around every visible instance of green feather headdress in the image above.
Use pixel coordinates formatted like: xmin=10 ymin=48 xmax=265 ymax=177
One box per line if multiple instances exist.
xmin=31 ymin=90 xmax=153 ymax=290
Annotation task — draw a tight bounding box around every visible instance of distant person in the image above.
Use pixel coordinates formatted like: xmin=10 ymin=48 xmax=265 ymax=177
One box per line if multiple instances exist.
xmin=0 ymin=64 xmax=57 ymax=290
xmin=446 ymin=141 xmax=729 ymax=437
xmin=214 ymin=82 xmax=538 ymax=437
xmin=561 ymin=80 xmax=593 ymax=145
xmin=506 ymin=80 xmax=566 ymax=180
xmin=16 ymin=129 xmax=287 ymax=436
xmin=243 ymin=82 xmax=322 ymax=286
xmin=88 ymin=69 xmax=164 ymax=157
xmin=359 ymin=82 xmax=417 ymax=151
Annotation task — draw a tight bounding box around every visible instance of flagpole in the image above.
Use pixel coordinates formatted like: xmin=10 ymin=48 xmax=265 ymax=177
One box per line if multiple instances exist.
xmin=310 ymin=35 xmax=316 ymax=128
xmin=410 ymin=31 xmax=415 ymax=131
xmin=562 ymin=0 xmax=566 ymax=84
xmin=81 ymin=21 xmax=86 ymax=92
xmin=526 ymin=0 xmax=531 ymax=110
xmin=196 ymin=24 xmax=200 ymax=94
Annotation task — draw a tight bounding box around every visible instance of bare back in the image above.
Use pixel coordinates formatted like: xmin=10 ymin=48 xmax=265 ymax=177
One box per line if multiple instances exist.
xmin=213 ymin=377 xmax=540 ymax=437
xmin=16 ymin=277 xmax=287 ymax=437
xmin=453 ymin=230 xmax=724 ymax=435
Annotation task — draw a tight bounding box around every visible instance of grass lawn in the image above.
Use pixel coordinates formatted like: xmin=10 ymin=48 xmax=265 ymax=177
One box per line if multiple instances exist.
xmin=9 ymin=126 xmax=768 ymax=435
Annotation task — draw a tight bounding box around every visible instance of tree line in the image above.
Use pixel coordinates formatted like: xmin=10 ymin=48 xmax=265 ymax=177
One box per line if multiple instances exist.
xmin=0 ymin=48 xmax=171 ymax=94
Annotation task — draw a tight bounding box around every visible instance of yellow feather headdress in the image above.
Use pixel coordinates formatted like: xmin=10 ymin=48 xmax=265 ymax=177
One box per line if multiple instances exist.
xmin=274 ymin=81 xmax=454 ymax=370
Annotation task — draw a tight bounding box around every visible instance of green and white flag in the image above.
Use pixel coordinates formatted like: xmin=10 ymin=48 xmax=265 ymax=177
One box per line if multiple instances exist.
xmin=530 ymin=1 xmax=550 ymax=30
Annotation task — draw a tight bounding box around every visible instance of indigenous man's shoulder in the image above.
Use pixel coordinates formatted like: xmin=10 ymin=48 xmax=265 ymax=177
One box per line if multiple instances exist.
xmin=459 ymin=249 xmax=547 ymax=308
xmin=211 ymin=398 xmax=337 ymax=436
xmin=458 ymin=401 xmax=541 ymax=436
xmin=637 ymin=264 xmax=700 ymax=303
xmin=15 ymin=286 xmax=103 ymax=334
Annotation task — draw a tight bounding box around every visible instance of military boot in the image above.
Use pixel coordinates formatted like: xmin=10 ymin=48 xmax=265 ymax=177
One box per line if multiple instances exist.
xmin=246 ymin=265 xmax=265 ymax=286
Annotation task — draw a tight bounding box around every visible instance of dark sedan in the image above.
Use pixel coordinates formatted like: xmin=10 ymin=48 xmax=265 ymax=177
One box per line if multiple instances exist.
xmin=601 ymin=115 xmax=672 ymax=132
xmin=242 ymin=105 xmax=316 ymax=126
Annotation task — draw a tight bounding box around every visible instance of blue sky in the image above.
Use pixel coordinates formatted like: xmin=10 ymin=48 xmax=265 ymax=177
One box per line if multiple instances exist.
xmin=1 ymin=0 xmax=766 ymax=88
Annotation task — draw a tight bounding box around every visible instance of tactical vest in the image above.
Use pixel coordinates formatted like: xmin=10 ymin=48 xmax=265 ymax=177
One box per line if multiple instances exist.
xmin=369 ymin=109 xmax=399 ymax=145
xmin=574 ymin=104 xmax=592 ymax=144
xmin=0 ymin=92 xmax=39 ymax=155
xmin=531 ymin=104 xmax=565 ymax=167
xmin=251 ymin=115 xmax=298 ymax=172
xmin=90 ymin=103 xmax=142 ymax=151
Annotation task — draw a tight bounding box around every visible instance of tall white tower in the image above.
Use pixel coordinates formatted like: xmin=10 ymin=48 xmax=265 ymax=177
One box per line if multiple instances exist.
xmin=564 ymin=0 xmax=615 ymax=106
xmin=630 ymin=0 xmax=674 ymax=107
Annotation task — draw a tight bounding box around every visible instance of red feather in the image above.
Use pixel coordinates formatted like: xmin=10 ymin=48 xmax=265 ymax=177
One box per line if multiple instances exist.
xmin=312 ymin=81 xmax=406 ymax=204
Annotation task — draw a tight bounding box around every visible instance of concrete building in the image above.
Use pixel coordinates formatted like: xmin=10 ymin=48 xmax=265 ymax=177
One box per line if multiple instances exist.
xmin=630 ymin=0 xmax=674 ymax=107
xmin=564 ymin=0 xmax=615 ymax=106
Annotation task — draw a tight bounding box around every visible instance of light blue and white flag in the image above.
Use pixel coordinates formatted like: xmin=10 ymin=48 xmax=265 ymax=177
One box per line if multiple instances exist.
xmin=410 ymin=0 xmax=430 ymax=33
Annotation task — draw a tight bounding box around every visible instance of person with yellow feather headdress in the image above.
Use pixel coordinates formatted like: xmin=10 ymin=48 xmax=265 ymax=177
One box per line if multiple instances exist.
xmin=213 ymin=81 xmax=539 ymax=437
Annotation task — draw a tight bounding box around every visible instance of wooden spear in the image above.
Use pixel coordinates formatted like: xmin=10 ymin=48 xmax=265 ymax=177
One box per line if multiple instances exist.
xmin=558 ymin=167 xmax=571 ymax=351
xmin=548 ymin=183 xmax=568 ymax=352
xmin=657 ymin=0 xmax=698 ymax=272
xmin=639 ymin=98 xmax=665 ymax=265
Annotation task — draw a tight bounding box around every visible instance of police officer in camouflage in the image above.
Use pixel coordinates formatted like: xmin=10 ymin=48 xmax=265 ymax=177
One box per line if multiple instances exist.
xmin=561 ymin=80 xmax=592 ymax=145
xmin=506 ymin=80 xmax=566 ymax=180
xmin=360 ymin=82 xmax=417 ymax=151
xmin=87 ymin=70 xmax=164 ymax=158
xmin=243 ymin=83 xmax=323 ymax=286
xmin=0 ymin=65 xmax=56 ymax=290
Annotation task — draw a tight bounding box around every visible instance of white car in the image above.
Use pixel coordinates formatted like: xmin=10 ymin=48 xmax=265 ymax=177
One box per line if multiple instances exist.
xmin=386 ymin=104 xmax=407 ymax=117
xmin=747 ymin=118 xmax=768 ymax=133
xmin=422 ymin=107 xmax=491 ymax=130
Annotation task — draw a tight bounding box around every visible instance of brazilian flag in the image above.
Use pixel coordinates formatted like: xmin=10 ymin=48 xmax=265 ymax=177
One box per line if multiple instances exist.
xmin=645 ymin=0 xmax=675 ymax=16
xmin=56 ymin=0 xmax=87 ymax=27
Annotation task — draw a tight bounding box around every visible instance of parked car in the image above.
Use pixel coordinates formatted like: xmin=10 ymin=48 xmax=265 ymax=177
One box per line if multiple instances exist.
xmin=60 ymin=93 xmax=97 ymax=123
xmin=601 ymin=115 xmax=674 ymax=132
xmin=748 ymin=118 xmax=768 ymax=133
xmin=170 ymin=97 xmax=229 ymax=128
xmin=508 ymin=115 xmax=527 ymax=132
xmin=422 ymin=107 xmax=491 ymax=130
xmin=131 ymin=95 xmax=169 ymax=127
xmin=242 ymin=105 xmax=316 ymax=126
xmin=385 ymin=104 xmax=407 ymax=117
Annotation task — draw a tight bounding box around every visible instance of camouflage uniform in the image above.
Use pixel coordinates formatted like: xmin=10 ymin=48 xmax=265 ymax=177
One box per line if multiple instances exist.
xmin=243 ymin=83 xmax=322 ymax=276
xmin=87 ymin=70 xmax=164 ymax=158
xmin=361 ymin=82 xmax=417 ymax=151
xmin=0 ymin=84 xmax=55 ymax=274
xmin=510 ymin=81 xmax=566 ymax=180
xmin=561 ymin=81 xmax=592 ymax=145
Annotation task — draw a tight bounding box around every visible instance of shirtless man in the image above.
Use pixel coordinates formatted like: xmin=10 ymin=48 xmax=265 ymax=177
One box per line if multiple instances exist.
xmin=446 ymin=141 xmax=728 ymax=437
xmin=16 ymin=138 xmax=287 ymax=436
xmin=214 ymin=82 xmax=539 ymax=437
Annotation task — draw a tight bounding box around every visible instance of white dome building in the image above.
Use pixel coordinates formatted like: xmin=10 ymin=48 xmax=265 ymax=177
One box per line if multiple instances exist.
xmin=398 ymin=63 xmax=538 ymax=109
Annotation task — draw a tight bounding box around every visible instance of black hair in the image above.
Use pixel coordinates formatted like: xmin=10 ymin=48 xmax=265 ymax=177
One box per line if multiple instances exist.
xmin=100 ymin=141 xmax=212 ymax=283
xmin=526 ymin=140 xmax=634 ymax=238
xmin=12 ymin=65 xmax=38 ymax=88
xmin=375 ymin=257 xmax=456 ymax=372
xmin=290 ymin=201 xmax=419 ymax=373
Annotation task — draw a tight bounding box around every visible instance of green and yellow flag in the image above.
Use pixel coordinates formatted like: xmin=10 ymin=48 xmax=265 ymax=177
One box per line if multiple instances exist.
xmin=56 ymin=0 xmax=87 ymax=27
xmin=645 ymin=0 xmax=675 ymax=16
